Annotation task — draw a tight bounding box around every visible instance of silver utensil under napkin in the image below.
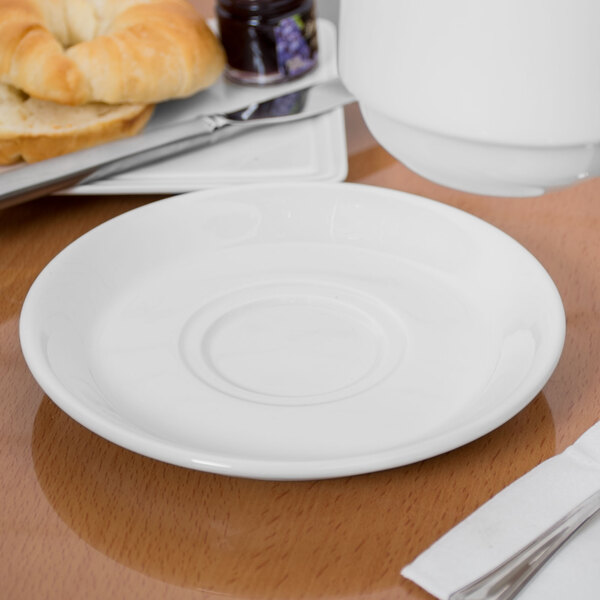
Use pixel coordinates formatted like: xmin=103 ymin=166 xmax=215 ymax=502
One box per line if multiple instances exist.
xmin=402 ymin=421 xmax=600 ymax=599
xmin=0 ymin=78 xmax=354 ymax=209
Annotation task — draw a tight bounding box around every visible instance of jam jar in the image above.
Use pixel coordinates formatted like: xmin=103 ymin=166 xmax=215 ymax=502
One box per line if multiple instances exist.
xmin=216 ymin=0 xmax=318 ymax=85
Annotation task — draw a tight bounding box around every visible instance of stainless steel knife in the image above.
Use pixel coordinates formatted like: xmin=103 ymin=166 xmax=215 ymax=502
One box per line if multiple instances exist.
xmin=0 ymin=78 xmax=354 ymax=209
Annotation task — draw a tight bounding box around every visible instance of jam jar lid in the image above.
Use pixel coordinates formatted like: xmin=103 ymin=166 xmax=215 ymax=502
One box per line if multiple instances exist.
xmin=217 ymin=0 xmax=313 ymax=21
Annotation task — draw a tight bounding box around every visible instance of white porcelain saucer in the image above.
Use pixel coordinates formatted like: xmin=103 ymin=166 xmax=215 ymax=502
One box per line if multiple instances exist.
xmin=20 ymin=183 xmax=565 ymax=480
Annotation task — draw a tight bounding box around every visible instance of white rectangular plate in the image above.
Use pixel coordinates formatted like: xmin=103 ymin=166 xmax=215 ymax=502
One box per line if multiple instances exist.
xmin=0 ymin=19 xmax=347 ymax=195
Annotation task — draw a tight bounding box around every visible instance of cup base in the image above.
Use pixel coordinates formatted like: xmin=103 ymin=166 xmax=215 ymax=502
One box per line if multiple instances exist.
xmin=361 ymin=105 xmax=600 ymax=197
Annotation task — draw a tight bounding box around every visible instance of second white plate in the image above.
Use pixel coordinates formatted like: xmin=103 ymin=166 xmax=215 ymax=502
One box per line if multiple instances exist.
xmin=0 ymin=20 xmax=347 ymax=194
xmin=20 ymin=183 xmax=565 ymax=479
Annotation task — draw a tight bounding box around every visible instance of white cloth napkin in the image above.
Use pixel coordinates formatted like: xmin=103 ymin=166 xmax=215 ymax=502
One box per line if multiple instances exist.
xmin=401 ymin=421 xmax=600 ymax=600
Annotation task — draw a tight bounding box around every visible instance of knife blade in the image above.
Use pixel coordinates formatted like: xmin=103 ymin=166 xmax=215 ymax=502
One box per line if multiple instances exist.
xmin=0 ymin=78 xmax=354 ymax=209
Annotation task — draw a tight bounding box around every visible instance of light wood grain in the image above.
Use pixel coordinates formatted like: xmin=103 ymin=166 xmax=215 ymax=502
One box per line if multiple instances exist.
xmin=2 ymin=2 xmax=600 ymax=598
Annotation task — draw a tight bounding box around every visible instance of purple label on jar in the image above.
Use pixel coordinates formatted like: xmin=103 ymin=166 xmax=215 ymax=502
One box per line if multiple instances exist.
xmin=274 ymin=15 xmax=317 ymax=77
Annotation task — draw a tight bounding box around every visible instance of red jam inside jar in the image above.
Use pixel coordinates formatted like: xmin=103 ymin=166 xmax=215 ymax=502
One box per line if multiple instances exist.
xmin=216 ymin=0 xmax=318 ymax=85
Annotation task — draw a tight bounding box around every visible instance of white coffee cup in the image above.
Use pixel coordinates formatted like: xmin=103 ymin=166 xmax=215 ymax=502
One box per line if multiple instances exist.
xmin=338 ymin=0 xmax=600 ymax=196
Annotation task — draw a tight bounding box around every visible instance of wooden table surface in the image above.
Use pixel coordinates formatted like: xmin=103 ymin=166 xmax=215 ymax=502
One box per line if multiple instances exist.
xmin=2 ymin=3 xmax=600 ymax=599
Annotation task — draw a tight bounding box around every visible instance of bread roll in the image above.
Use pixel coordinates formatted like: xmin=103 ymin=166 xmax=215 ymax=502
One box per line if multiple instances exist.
xmin=0 ymin=83 xmax=153 ymax=164
xmin=0 ymin=0 xmax=225 ymax=105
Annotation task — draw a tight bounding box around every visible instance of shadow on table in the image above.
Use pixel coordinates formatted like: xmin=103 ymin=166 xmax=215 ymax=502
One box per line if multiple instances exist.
xmin=31 ymin=393 xmax=555 ymax=599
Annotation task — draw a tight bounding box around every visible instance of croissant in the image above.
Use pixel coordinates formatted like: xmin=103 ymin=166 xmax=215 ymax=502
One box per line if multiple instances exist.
xmin=0 ymin=83 xmax=153 ymax=164
xmin=0 ymin=0 xmax=225 ymax=105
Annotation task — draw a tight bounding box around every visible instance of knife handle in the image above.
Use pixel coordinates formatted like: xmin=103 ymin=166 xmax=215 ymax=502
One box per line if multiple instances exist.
xmin=0 ymin=115 xmax=237 ymax=210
